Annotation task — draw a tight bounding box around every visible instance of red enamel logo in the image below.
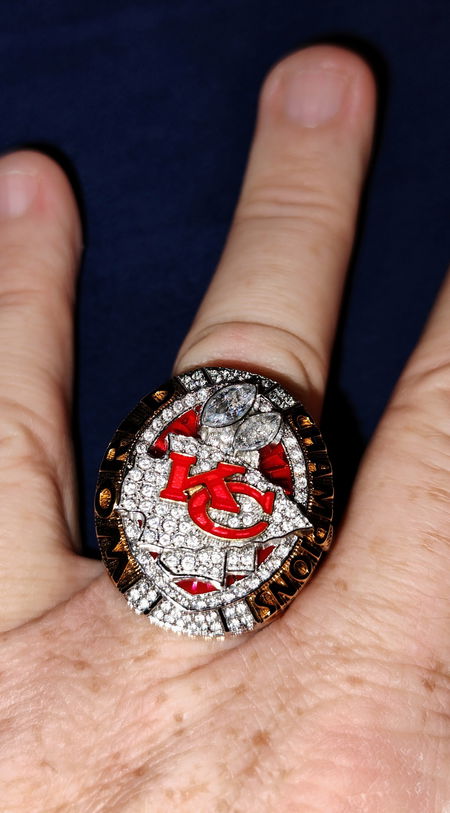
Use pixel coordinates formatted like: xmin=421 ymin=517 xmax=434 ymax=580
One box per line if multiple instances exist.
xmin=160 ymin=451 xmax=275 ymax=539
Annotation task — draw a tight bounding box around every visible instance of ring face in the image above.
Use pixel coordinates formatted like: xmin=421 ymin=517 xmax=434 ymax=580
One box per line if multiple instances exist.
xmin=95 ymin=367 xmax=333 ymax=637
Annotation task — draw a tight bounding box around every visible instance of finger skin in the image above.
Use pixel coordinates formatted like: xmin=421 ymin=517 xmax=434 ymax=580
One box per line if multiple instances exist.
xmin=92 ymin=45 xmax=377 ymax=638
xmin=322 ymin=267 xmax=450 ymax=665
xmin=0 ymin=150 xmax=81 ymax=530
xmin=3 ymin=54 xmax=450 ymax=813
xmin=175 ymin=45 xmax=376 ymax=418
xmin=0 ymin=151 xmax=100 ymax=629
xmin=85 ymin=45 xmax=377 ymax=650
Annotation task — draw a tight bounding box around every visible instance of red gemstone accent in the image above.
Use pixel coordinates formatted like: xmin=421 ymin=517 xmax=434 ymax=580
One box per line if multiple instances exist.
xmin=176 ymin=579 xmax=218 ymax=594
xmin=150 ymin=408 xmax=200 ymax=454
xmin=225 ymin=574 xmax=246 ymax=586
xmin=257 ymin=545 xmax=275 ymax=565
xmin=259 ymin=442 xmax=293 ymax=496
xmin=148 ymin=551 xmax=159 ymax=559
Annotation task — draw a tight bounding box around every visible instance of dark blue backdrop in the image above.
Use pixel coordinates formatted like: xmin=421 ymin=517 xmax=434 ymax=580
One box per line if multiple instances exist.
xmin=1 ymin=1 xmax=449 ymax=549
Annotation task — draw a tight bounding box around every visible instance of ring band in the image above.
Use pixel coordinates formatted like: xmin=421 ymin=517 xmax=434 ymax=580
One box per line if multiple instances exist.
xmin=95 ymin=366 xmax=333 ymax=637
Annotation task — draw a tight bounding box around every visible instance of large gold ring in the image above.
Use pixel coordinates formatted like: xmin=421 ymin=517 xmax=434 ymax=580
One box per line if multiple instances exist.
xmin=95 ymin=366 xmax=333 ymax=637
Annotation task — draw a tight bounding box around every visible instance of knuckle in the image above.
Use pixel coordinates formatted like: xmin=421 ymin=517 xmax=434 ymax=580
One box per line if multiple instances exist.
xmin=386 ymin=399 xmax=450 ymax=465
xmin=0 ymin=242 xmax=76 ymax=303
xmin=382 ymin=362 xmax=450 ymax=526
xmin=0 ymin=264 xmax=73 ymax=333
xmin=235 ymin=177 xmax=352 ymax=251
xmin=0 ymin=397 xmax=66 ymax=474
xmin=412 ymin=358 xmax=450 ymax=398
xmin=0 ymin=282 xmax=61 ymax=316
xmin=0 ymin=403 xmax=45 ymax=468
xmin=393 ymin=359 xmax=450 ymax=435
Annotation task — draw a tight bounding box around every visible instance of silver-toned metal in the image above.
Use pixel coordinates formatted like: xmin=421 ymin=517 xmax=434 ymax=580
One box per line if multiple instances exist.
xmin=95 ymin=366 xmax=333 ymax=637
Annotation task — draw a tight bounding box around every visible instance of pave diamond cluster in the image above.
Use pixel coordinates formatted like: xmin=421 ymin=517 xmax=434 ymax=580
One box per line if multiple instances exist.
xmin=116 ymin=367 xmax=312 ymax=637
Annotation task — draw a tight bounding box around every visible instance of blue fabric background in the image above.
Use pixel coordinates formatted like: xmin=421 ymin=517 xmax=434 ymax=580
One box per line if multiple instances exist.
xmin=1 ymin=1 xmax=448 ymax=550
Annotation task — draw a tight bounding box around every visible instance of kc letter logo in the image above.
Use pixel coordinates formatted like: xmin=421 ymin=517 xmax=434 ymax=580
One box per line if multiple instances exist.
xmin=160 ymin=451 xmax=275 ymax=540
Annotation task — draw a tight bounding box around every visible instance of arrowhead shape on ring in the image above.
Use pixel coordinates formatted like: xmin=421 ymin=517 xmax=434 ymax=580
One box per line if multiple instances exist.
xmin=201 ymin=383 xmax=257 ymax=427
xmin=233 ymin=412 xmax=282 ymax=451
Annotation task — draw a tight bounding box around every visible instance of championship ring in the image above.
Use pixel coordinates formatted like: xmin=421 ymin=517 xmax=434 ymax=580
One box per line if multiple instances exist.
xmin=95 ymin=366 xmax=333 ymax=637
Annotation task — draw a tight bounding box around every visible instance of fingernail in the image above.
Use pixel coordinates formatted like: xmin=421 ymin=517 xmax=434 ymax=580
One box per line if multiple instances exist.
xmin=0 ymin=170 xmax=39 ymax=219
xmin=283 ymin=69 xmax=348 ymax=127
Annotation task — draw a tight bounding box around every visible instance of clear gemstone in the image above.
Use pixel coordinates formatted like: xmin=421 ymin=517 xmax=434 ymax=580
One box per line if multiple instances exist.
xmin=227 ymin=545 xmax=255 ymax=571
xmin=137 ymin=455 xmax=152 ymax=470
xmin=142 ymin=529 xmax=157 ymax=545
xmin=233 ymin=412 xmax=282 ymax=451
xmin=181 ymin=555 xmax=195 ymax=571
xmin=122 ymin=498 xmax=137 ymax=510
xmin=268 ymin=388 xmax=296 ymax=409
xmin=201 ymin=383 xmax=256 ymax=427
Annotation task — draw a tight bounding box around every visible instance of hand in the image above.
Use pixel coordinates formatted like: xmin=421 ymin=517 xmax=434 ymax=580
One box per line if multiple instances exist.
xmin=2 ymin=45 xmax=449 ymax=812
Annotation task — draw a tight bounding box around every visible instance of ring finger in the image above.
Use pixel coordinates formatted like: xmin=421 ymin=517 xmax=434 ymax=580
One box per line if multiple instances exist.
xmin=175 ymin=44 xmax=376 ymax=420
xmin=90 ymin=44 xmax=377 ymax=658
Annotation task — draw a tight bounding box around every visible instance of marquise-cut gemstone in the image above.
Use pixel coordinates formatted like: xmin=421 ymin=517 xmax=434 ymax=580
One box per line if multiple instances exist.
xmin=234 ymin=412 xmax=282 ymax=451
xmin=150 ymin=408 xmax=200 ymax=454
xmin=259 ymin=442 xmax=293 ymax=496
xmin=176 ymin=579 xmax=218 ymax=594
xmin=201 ymin=383 xmax=256 ymax=427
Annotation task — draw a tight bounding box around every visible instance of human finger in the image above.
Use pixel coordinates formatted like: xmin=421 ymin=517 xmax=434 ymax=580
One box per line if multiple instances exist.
xmin=175 ymin=44 xmax=376 ymax=419
xmin=83 ymin=45 xmax=376 ymax=656
xmin=326 ymin=267 xmax=450 ymax=663
xmin=93 ymin=45 xmax=376 ymax=649
xmin=0 ymin=150 xmax=99 ymax=629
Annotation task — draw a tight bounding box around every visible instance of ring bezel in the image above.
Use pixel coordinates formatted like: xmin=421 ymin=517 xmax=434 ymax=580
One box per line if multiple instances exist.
xmin=95 ymin=366 xmax=333 ymax=637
